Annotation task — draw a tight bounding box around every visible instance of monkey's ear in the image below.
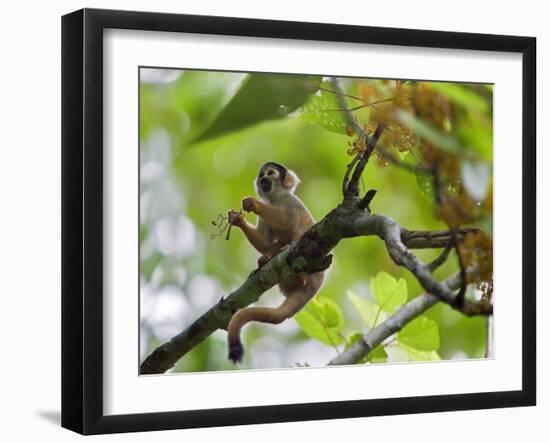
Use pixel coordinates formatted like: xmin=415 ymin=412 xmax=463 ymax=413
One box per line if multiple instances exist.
xmin=282 ymin=169 xmax=300 ymax=191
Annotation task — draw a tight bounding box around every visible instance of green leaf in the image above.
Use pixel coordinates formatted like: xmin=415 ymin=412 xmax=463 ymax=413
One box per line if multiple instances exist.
xmin=295 ymin=297 xmax=344 ymax=346
xmin=386 ymin=343 xmax=441 ymax=362
xmin=348 ymin=290 xmax=387 ymax=329
xmin=370 ymin=272 xmax=408 ymax=313
xmin=367 ymin=345 xmax=388 ymax=364
xmin=140 ymin=70 xmax=239 ymax=143
xmin=300 ymin=81 xmax=348 ymax=134
xmin=193 ymin=73 xmax=321 ymax=143
xmin=345 ymin=331 xmax=364 ymax=350
xmin=403 ymin=345 xmax=441 ymax=361
xmin=397 ymin=316 xmax=440 ymax=351
xmin=457 ymin=112 xmax=493 ymax=160
xmin=429 ymin=82 xmax=489 ymax=114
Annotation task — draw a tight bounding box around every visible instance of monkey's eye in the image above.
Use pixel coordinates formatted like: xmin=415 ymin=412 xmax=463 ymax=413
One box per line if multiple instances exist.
xmin=267 ymin=170 xmax=275 ymax=176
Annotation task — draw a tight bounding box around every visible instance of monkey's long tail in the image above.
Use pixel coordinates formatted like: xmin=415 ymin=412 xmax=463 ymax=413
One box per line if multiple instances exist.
xmin=227 ymin=295 xmax=305 ymax=364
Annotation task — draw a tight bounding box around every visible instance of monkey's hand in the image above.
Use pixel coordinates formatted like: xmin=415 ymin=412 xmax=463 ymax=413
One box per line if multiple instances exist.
xmin=228 ymin=209 xmax=245 ymax=228
xmin=242 ymin=196 xmax=258 ymax=213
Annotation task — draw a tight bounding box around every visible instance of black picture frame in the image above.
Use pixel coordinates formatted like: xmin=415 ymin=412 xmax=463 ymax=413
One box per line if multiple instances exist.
xmin=61 ymin=8 xmax=536 ymax=435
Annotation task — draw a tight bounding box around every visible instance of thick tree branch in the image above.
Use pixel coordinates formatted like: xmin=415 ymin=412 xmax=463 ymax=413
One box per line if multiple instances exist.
xmin=354 ymin=215 xmax=491 ymax=316
xmin=141 ymin=197 xmax=490 ymax=374
xmin=400 ymin=227 xmax=479 ymax=249
xmin=328 ymin=274 xmax=462 ymax=366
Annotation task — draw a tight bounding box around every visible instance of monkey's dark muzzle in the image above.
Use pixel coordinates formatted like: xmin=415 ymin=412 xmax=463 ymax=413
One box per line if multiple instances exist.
xmin=259 ymin=177 xmax=272 ymax=193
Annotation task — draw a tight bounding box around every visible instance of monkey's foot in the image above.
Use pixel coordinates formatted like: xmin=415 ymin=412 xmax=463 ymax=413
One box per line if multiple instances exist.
xmin=228 ymin=341 xmax=244 ymax=364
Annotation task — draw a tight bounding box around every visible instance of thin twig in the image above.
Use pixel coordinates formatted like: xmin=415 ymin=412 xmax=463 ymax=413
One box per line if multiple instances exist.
xmin=426 ymin=241 xmax=453 ymax=272
xmin=317 ymin=85 xmax=364 ymax=102
xmin=346 ymin=123 xmax=386 ymax=197
xmin=329 ymin=77 xmax=386 ymax=197
xmin=321 ymin=104 xmax=370 ymax=113
xmin=321 ymin=98 xmax=396 ymax=113
xmin=329 ymin=77 xmax=370 ymax=141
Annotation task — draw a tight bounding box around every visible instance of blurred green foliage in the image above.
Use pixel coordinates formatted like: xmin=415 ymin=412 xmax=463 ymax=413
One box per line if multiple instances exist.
xmin=139 ymin=68 xmax=493 ymax=372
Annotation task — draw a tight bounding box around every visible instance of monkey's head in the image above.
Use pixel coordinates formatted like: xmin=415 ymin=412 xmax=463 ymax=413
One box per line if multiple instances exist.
xmin=254 ymin=162 xmax=300 ymax=201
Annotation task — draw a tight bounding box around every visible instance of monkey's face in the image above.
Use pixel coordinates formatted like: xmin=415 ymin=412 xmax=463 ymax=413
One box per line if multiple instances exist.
xmin=255 ymin=162 xmax=300 ymax=201
xmin=258 ymin=166 xmax=279 ymax=193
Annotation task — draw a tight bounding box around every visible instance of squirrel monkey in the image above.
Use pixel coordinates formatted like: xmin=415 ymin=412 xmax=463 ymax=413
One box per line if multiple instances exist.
xmin=226 ymin=162 xmax=324 ymax=363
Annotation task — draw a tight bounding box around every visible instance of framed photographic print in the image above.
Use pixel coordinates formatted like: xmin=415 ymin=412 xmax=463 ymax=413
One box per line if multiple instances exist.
xmin=61 ymin=8 xmax=536 ymax=435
